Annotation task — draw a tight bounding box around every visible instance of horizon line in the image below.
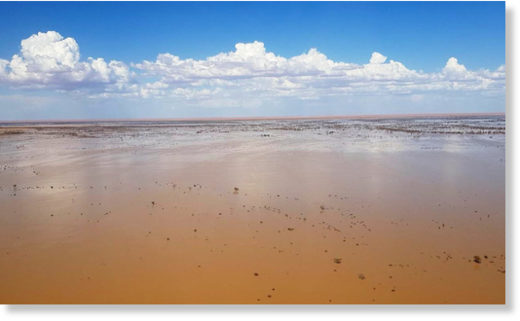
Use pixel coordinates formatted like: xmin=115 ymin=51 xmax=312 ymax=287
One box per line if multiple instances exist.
xmin=0 ymin=112 xmax=505 ymax=124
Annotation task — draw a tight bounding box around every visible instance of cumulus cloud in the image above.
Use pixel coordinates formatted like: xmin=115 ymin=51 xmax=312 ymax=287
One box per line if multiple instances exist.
xmin=134 ymin=41 xmax=357 ymax=83
xmin=134 ymin=40 xmax=504 ymax=102
xmin=443 ymin=57 xmax=467 ymax=75
xmin=0 ymin=31 xmax=505 ymax=104
xmin=0 ymin=31 xmax=131 ymax=91
xmin=369 ymin=52 xmax=387 ymax=64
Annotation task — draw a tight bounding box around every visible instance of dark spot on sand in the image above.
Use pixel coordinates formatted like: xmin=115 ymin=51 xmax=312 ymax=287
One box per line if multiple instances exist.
xmin=473 ymin=255 xmax=481 ymax=264
xmin=254 ymin=272 xmax=259 ymax=276
xmin=333 ymin=258 xmax=342 ymax=264
xmin=358 ymin=273 xmax=366 ymax=280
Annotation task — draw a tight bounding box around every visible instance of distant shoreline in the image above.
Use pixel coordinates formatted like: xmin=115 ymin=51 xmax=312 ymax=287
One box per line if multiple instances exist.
xmin=0 ymin=112 xmax=505 ymax=125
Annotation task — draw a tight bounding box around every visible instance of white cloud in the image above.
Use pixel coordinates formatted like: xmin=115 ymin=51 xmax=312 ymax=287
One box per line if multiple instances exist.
xmin=0 ymin=31 xmax=505 ymax=105
xmin=443 ymin=57 xmax=467 ymax=74
xmin=134 ymin=40 xmax=504 ymax=103
xmin=0 ymin=31 xmax=131 ymax=90
xmin=369 ymin=52 xmax=387 ymax=64
xmin=20 ymin=31 xmax=79 ymax=70
xmin=135 ymin=42 xmax=357 ymax=82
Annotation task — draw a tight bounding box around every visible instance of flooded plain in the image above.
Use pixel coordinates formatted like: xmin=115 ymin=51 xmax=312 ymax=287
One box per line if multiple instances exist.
xmin=0 ymin=115 xmax=505 ymax=303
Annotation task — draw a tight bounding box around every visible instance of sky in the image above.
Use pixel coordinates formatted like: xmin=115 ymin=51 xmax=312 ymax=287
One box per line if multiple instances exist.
xmin=0 ymin=1 xmax=505 ymax=120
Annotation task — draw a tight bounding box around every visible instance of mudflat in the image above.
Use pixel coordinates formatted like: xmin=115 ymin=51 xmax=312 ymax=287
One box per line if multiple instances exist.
xmin=0 ymin=115 xmax=505 ymax=303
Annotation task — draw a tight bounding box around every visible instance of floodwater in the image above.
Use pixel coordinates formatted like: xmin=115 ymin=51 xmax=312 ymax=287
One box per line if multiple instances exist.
xmin=0 ymin=115 xmax=505 ymax=303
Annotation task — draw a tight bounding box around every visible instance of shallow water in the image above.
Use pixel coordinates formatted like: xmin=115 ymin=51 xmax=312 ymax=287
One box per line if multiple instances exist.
xmin=0 ymin=116 xmax=505 ymax=303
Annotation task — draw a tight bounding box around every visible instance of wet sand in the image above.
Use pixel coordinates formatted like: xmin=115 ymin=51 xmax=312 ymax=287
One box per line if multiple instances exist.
xmin=0 ymin=115 xmax=505 ymax=303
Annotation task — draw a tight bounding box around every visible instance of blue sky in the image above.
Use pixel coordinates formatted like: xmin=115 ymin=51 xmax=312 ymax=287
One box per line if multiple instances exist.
xmin=0 ymin=1 xmax=506 ymax=120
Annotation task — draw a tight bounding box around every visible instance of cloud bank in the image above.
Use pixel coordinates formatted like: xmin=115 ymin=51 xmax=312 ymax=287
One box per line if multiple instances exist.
xmin=0 ymin=31 xmax=505 ymax=108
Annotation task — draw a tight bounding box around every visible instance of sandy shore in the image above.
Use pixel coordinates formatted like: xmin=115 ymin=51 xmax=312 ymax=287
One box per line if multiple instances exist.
xmin=0 ymin=115 xmax=505 ymax=303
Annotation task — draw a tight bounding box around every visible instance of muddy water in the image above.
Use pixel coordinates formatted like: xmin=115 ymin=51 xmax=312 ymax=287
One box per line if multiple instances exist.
xmin=0 ymin=117 xmax=505 ymax=303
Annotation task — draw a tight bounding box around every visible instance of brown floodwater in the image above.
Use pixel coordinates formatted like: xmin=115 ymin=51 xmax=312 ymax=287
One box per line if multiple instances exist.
xmin=0 ymin=116 xmax=505 ymax=303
